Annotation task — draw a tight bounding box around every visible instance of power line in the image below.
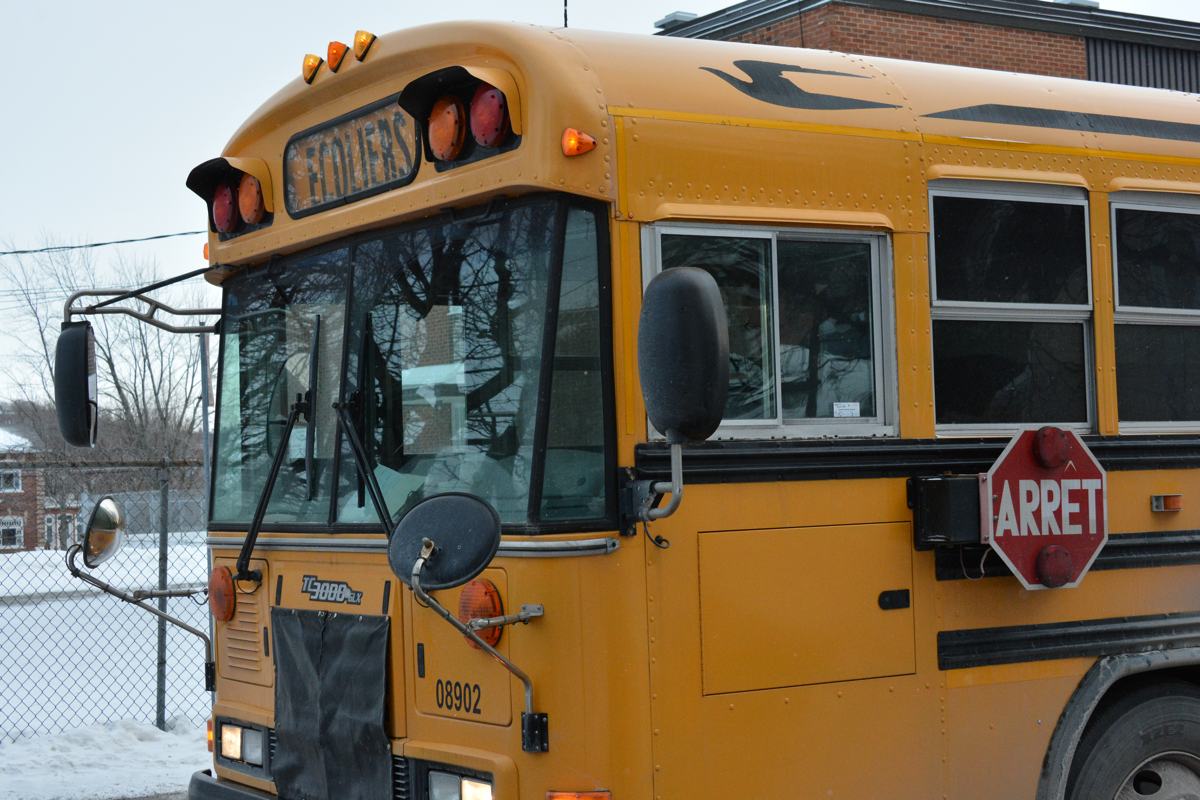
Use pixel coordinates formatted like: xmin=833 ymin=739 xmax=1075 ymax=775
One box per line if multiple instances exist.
xmin=0 ymin=230 xmax=206 ymax=257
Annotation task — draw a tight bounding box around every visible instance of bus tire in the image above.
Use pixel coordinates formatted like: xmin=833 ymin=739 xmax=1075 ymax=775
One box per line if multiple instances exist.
xmin=1066 ymin=680 xmax=1200 ymax=800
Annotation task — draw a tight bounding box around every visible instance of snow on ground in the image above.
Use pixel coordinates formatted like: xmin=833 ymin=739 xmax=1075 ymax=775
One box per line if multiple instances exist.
xmin=2 ymin=540 xmax=212 ymax=748
xmin=0 ymin=718 xmax=210 ymax=800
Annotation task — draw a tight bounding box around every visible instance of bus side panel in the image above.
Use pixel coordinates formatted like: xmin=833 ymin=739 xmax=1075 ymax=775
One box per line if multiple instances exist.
xmin=646 ymin=479 xmax=944 ymax=799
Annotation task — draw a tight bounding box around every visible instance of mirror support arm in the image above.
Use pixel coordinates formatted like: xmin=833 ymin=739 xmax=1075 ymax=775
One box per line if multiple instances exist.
xmin=411 ymin=538 xmax=549 ymax=753
xmin=643 ymin=443 xmax=684 ymax=521
xmin=65 ymin=545 xmax=215 ymax=692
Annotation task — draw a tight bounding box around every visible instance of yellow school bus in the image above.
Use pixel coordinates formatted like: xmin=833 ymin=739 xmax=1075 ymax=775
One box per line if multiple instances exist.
xmin=57 ymin=19 xmax=1200 ymax=800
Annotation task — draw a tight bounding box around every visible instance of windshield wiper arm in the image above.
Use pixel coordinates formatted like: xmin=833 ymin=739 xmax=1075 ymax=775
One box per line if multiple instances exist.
xmin=333 ymin=399 xmax=393 ymax=533
xmin=236 ymin=394 xmax=306 ymax=583
xmin=236 ymin=315 xmax=321 ymax=584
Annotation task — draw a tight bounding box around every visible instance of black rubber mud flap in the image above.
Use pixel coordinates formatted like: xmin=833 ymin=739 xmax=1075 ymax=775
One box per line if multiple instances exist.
xmin=271 ymin=608 xmax=390 ymax=800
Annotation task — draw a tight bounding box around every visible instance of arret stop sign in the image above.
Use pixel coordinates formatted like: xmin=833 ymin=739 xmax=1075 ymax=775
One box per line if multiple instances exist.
xmin=982 ymin=426 xmax=1108 ymax=590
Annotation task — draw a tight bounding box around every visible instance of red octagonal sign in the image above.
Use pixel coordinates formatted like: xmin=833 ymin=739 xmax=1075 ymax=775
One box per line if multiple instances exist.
xmin=982 ymin=427 xmax=1108 ymax=590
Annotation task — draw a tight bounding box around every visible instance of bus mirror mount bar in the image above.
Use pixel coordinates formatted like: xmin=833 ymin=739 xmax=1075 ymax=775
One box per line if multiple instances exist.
xmin=64 ymin=286 xmax=220 ymax=335
xmin=410 ymin=537 xmax=550 ymax=753
xmin=64 ymin=543 xmax=215 ymax=692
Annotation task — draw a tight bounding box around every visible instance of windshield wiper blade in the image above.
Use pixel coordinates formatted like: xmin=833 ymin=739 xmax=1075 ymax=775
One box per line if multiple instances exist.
xmin=305 ymin=315 xmax=321 ymax=501
xmin=333 ymin=400 xmax=393 ymax=533
xmin=235 ymin=395 xmax=305 ymax=583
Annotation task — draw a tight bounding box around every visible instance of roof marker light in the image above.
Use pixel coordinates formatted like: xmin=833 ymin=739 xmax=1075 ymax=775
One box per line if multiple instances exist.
xmin=302 ymin=54 xmax=323 ymax=84
xmin=327 ymin=41 xmax=349 ymax=72
xmin=353 ymin=30 xmax=376 ymax=61
xmin=561 ymin=128 xmax=596 ymax=157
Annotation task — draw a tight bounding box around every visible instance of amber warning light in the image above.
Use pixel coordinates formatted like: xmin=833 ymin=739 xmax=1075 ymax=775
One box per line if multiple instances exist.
xmin=561 ymin=128 xmax=596 ymax=157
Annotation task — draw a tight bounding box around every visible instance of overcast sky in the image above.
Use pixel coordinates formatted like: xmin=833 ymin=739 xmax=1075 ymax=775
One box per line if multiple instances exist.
xmin=2 ymin=0 xmax=1200 ymax=400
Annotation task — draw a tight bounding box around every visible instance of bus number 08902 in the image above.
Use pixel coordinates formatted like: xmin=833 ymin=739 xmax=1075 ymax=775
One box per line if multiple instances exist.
xmin=435 ymin=678 xmax=483 ymax=714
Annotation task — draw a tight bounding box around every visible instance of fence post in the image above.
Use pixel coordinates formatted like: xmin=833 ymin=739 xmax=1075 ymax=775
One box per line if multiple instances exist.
xmin=156 ymin=460 xmax=169 ymax=731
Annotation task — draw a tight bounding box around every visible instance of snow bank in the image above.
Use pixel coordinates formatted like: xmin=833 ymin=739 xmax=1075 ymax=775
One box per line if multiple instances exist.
xmin=0 ymin=719 xmax=210 ymax=800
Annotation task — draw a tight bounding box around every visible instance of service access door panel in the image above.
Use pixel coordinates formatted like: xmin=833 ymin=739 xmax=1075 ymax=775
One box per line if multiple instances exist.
xmin=698 ymin=523 xmax=915 ymax=694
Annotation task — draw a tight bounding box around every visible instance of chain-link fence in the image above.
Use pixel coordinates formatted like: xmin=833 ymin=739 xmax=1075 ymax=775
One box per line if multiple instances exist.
xmin=0 ymin=460 xmax=210 ymax=742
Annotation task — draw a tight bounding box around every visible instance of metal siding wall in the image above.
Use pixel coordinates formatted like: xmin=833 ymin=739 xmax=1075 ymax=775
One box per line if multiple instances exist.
xmin=1088 ymin=38 xmax=1200 ymax=93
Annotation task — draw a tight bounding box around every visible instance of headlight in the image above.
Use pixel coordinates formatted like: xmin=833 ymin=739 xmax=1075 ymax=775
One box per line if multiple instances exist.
xmin=220 ymin=723 xmax=243 ymax=761
xmin=428 ymin=770 xmax=493 ymax=800
xmin=219 ymin=722 xmax=264 ymax=767
xmin=462 ymin=778 xmax=493 ymax=800
xmin=242 ymin=728 xmax=264 ymax=766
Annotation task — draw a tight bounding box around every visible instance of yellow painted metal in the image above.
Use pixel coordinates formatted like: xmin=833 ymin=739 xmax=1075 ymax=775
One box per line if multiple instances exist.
xmin=698 ymin=523 xmax=915 ymax=693
xmin=197 ymin=21 xmax=1200 ymax=800
xmin=213 ymin=557 xmax=271 ymax=688
xmin=410 ymin=569 xmax=514 ymax=725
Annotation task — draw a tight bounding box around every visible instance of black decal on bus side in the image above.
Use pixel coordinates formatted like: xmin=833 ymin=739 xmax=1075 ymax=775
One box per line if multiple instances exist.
xmin=701 ymin=59 xmax=900 ymax=111
xmin=924 ymin=103 xmax=1200 ymax=144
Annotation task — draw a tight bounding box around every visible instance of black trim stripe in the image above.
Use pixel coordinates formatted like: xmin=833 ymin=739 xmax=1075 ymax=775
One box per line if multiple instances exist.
xmin=925 ymin=104 xmax=1200 ymax=144
xmin=275 ymin=574 xmax=283 ymax=606
xmin=381 ymin=580 xmax=392 ymax=616
xmin=939 ymin=611 xmax=1200 ymax=671
xmin=936 ymin=531 xmax=1200 ymax=581
xmin=634 ymin=435 xmax=1200 ymax=484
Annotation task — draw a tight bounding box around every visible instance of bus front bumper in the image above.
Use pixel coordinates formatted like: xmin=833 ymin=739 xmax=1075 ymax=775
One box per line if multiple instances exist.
xmin=188 ymin=770 xmax=275 ymax=800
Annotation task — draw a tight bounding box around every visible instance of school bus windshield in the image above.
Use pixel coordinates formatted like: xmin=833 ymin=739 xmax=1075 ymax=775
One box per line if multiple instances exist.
xmin=210 ymin=194 xmax=612 ymax=529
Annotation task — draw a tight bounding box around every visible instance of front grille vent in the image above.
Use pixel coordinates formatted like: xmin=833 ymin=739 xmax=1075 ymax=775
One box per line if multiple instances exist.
xmin=392 ymin=756 xmax=410 ymax=800
xmin=223 ymin=598 xmax=262 ymax=673
xmin=268 ymin=727 xmax=278 ymax=764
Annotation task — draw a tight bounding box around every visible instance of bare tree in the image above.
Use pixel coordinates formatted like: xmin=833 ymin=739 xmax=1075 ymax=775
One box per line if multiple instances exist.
xmin=0 ymin=243 xmax=210 ymax=463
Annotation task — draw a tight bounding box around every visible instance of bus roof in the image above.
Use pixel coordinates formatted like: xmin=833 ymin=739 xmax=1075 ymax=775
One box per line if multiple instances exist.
xmin=204 ymin=22 xmax=1200 ymax=272
xmin=234 ymin=21 xmax=1200 ymax=159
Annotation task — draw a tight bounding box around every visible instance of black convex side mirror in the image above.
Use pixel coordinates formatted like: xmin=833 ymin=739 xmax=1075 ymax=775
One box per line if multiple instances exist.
xmin=54 ymin=320 xmax=98 ymax=447
xmin=634 ymin=267 xmax=729 ymax=528
xmin=637 ymin=267 xmax=729 ymax=444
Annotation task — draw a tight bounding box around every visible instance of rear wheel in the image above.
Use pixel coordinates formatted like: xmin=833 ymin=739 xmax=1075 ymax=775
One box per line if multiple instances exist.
xmin=1068 ymin=681 xmax=1200 ymax=800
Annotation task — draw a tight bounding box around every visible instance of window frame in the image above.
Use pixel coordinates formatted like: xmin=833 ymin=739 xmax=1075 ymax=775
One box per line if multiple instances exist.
xmin=643 ymin=222 xmax=897 ymax=439
xmin=0 ymin=515 xmax=23 ymax=550
xmin=1111 ymin=190 xmax=1200 ymax=433
xmin=0 ymin=469 xmax=20 ymax=493
xmin=929 ymin=180 xmax=1096 ymax=435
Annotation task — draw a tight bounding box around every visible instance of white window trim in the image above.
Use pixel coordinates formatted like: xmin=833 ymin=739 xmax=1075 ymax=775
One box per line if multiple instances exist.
xmin=929 ymin=180 xmax=1095 ymax=436
xmin=1111 ymin=191 xmax=1200 ymax=433
xmin=0 ymin=469 xmax=21 ymax=493
xmin=642 ymin=222 xmax=898 ymax=440
xmin=0 ymin=516 xmax=24 ymax=550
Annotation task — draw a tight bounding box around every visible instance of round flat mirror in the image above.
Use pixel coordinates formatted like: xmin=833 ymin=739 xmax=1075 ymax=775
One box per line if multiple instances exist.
xmin=388 ymin=493 xmax=501 ymax=591
xmin=83 ymin=497 xmax=125 ymax=569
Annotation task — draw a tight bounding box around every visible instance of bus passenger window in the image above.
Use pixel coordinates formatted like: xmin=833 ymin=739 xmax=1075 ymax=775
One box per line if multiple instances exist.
xmin=930 ymin=183 xmax=1092 ymax=429
xmin=654 ymin=227 xmax=891 ymax=437
xmin=1112 ymin=196 xmax=1200 ymax=427
xmin=777 ymin=240 xmax=877 ymax=421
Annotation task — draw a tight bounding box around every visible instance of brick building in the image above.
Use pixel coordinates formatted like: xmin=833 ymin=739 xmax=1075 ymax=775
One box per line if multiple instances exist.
xmin=658 ymin=0 xmax=1200 ymax=92
xmin=0 ymin=422 xmax=80 ymax=553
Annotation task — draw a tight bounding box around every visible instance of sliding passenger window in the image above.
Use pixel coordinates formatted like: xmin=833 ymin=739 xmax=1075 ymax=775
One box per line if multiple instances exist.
xmin=653 ymin=226 xmax=892 ymax=437
xmin=1113 ymin=193 xmax=1200 ymax=428
xmin=930 ymin=182 xmax=1092 ymax=430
